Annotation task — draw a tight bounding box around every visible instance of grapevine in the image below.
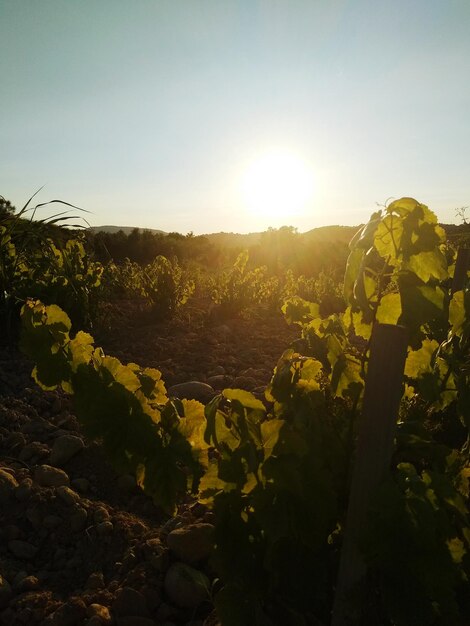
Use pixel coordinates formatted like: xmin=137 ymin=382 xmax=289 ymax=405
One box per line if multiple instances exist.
xmin=20 ymin=198 xmax=470 ymax=625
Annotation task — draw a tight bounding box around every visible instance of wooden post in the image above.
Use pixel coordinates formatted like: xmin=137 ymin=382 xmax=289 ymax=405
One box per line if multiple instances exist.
xmin=331 ymin=323 xmax=408 ymax=626
xmin=452 ymin=248 xmax=470 ymax=294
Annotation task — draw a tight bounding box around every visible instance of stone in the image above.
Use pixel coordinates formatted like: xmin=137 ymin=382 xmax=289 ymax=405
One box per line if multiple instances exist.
xmin=0 ymin=468 xmax=18 ymax=503
xmin=48 ymin=598 xmax=87 ymax=626
xmin=0 ymin=575 xmax=12 ymax=609
xmin=8 ymin=539 xmax=38 ymax=560
xmin=49 ymin=434 xmax=84 ymax=466
xmin=85 ymin=571 xmax=105 ymax=590
xmin=112 ymin=587 xmax=150 ymax=618
xmin=233 ymin=376 xmax=257 ymax=390
xmin=16 ymin=575 xmax=39 ymax=591
xmin=66 ymin=555 xmax=82 ymax=568
xmin=93 ymin=507 xmax=110 ymax=523
xmin=43 ymin=515 xmax=63 ymax=529
xmin=206 ymin=375 xmax=231 ymax=389
xmin=167 ymin=381 xmax=214 ymax=402
xmin=70 ymin=506 xmax=88 ymax=532
xmin=34 ymin=464 xmax=69 ymax=487
xmin=164 ymin=563 xmax=210 ymax=609
xmin=5 ymin=431 xmax=26 ymax=449
xmin=15 ymin=478 xmax=33 ymax=502
xmin=26 ymin=506 xmax=42 ymax=529
xmin=56 ymin=485 xmax=81 ymax=506
xmin=142 ymin=538 xmax=169 ymax=572
xmin=116 ymin=474 xmax=137 ymax=494
xmin=167 ymin=523 xmax=214 ymax=564
xmin=18 ymin=441 xmax=50 ymax=462
xmin=86 ymin=603 xmax=112 ymax=623
xmin=116 ymin=618 xmax=157 ymax=626
xmin=12 ymin=570 xmax=27 ymax=587
xmin=86 ymin=617 xmax=105 ymax=626
xmin=96 ymin=521 xmax=114 ymax=536
xmin=160 ymin=516 xmax=185 ymax=534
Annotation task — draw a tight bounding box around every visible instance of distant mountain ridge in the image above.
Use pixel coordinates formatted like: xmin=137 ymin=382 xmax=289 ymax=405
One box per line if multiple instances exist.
xmin=89 ymin=225 xmax=167 ymax=235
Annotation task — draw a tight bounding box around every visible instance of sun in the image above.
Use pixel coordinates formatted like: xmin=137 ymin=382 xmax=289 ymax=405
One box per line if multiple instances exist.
xmin=240 ymin=150 xmax=314 ymax=224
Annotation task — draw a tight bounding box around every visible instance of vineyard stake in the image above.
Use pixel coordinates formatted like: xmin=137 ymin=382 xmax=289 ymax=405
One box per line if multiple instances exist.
xmin=331 ymin=323 xmax=408 ymax=626
xmin=452 ymin=248 xmax=470 ymax=293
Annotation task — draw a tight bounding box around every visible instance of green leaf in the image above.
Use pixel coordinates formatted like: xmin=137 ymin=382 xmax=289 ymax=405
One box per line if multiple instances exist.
xmin=407 ymin=250 xmax=448 ymax=283
xmin=281 ymin=297 xmax=319 ymax=325
xmin=260 ymin=419 xmax=284 ymax=459
xmin=296 ymin=358 xmax=322 ymax=393
xmin=405 ymin=339 xmax=439 ymax=379
xmin=374 ymin=214 xmax=404 ymax=265
xmin=177 ymin=399 xmax=210 ymax=465
xmin=376 ymin=292 xmax=402 ymax=325
xmin=223 ymin=389 xmax=266 ymax=412
xmin=343 ymin=247 xmax=364 ymax=304
xmin=449 ymin=291 xmax=465 ymax=336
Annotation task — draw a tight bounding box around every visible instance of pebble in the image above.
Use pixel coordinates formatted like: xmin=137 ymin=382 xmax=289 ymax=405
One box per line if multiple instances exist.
xmin=47 ymin=598 xmax=87 ymax=626
xmin=8 ymin=539 xmax=38 ymax=560
xmin=26 ymin=506 xmax=42 ymax=529
xmin=233 ymin=375 xmax=257 ymax=390
xmin=167 ymin=523 xmax=214 ymax=564
xmin=164 ymin=563 xmax=210 ymax=609
xmin=0 ymin=468 xmax=18 ymax=503
xmin=5 ymin=431 xmax=26 ymax=449
xmin=49 ymin=434 xmax=84 ymax=466
xmin=112 ymin=586 xmax=150 ymax=618
xmin=18 ymin=440 xmax=50 ymax=461
xmin=56 ymin=485 xmax=81 ymax=506
xmin=43 ymin=514 xmax=63 ymax=529
xmin=142 ymin=538 xmax=169 ymax=572
xmin=3 ymin=524 xmax=21 ymax=540
xmin=93 ymin=506 xmax=110 ymax=523
xmin=86 ymin=618 xmax=106 ymax=626
xmin=0 ymin=575 xmax=12 ymax=609
xmin=161 ymin=516 xmax=185 ymax=534
xmin=16 ymin=575 xmax=39 ymax=591
xmin=34 ymin=464 xmax=70 ymax=487
xmin=15 ymin=477 xmax=33 ymax=502
xmin=116 ymin=474 xmax=137 ymax=494
xmin=96 ymin=521 xmax=114 ymax=536
xmin=70 ymin=506 xmax=88 ymax=532
xmin=167 ymin=381 xmax=214 ymax=402
xmin=85 ymin=571 xmax=105 ymax=590
xmin=206 ymin=375 xmax=231 ymax=389
xmin=115 ymin=617 xmax=157 ymax=626
xmin=87 ymin=603 xmax=112 ymax=623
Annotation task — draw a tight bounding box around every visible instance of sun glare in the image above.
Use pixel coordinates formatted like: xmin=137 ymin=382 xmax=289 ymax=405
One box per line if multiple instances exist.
xmin=241 ymin=150 xmax=314 ymax=224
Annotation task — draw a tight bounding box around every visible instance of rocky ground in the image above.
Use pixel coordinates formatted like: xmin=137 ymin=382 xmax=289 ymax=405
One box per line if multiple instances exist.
xmin=0 ymin=301 xmax=299 ymax=626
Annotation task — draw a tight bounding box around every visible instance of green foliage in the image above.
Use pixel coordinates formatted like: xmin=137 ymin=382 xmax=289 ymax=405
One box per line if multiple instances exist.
xmin=0 ymin=191 xmax=92 ymax=338
xmin=20 ymin=197 xmax=470 ymax=624
xmin=20 ymin=300 xmax=206 ymax=513
xmin=14 ymin=237 xmax=103 ymax=327
xmin=210 ymin=251 xmax=279 ymax=316
xmin=112 ymin=255 xmax=195 ymax=318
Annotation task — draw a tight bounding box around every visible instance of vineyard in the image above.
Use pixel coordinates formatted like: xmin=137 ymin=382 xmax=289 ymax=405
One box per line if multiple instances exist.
xmin=0 ymin=197 xmax=469 ymax=625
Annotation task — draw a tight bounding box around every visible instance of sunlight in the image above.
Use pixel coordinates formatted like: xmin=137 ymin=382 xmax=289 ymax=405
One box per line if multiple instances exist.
xmin=241 ymin=150 xmax=315 ymax=223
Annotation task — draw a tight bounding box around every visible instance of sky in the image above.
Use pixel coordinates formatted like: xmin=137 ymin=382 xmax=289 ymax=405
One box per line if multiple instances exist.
xmin=1 ymin=0 xmax=469 ymax=234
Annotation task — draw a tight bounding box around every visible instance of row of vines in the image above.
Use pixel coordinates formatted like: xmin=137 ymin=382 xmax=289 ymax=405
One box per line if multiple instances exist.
xmin=2 ymin=197 xmax=470 ymax=624
xmin=1 ymin=201 xmax=341 ymax=337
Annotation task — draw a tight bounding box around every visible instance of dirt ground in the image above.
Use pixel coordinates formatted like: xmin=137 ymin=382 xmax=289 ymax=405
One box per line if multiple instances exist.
xmin=0 ymin=300 xmax=299 ymax=626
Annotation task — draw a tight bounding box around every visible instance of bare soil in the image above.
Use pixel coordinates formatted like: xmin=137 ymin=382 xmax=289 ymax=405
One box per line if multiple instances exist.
xmin=0 ymin=301 xmax=299 ymax=626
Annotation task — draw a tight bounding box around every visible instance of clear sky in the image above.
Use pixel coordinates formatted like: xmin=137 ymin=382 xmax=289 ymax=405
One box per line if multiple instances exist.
xmin=1 ymin=0 xmax=469 ymax=234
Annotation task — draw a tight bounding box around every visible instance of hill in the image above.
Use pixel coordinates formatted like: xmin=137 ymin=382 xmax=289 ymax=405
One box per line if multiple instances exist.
xmin=89 ymin=225 xmax=167 ymax=235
